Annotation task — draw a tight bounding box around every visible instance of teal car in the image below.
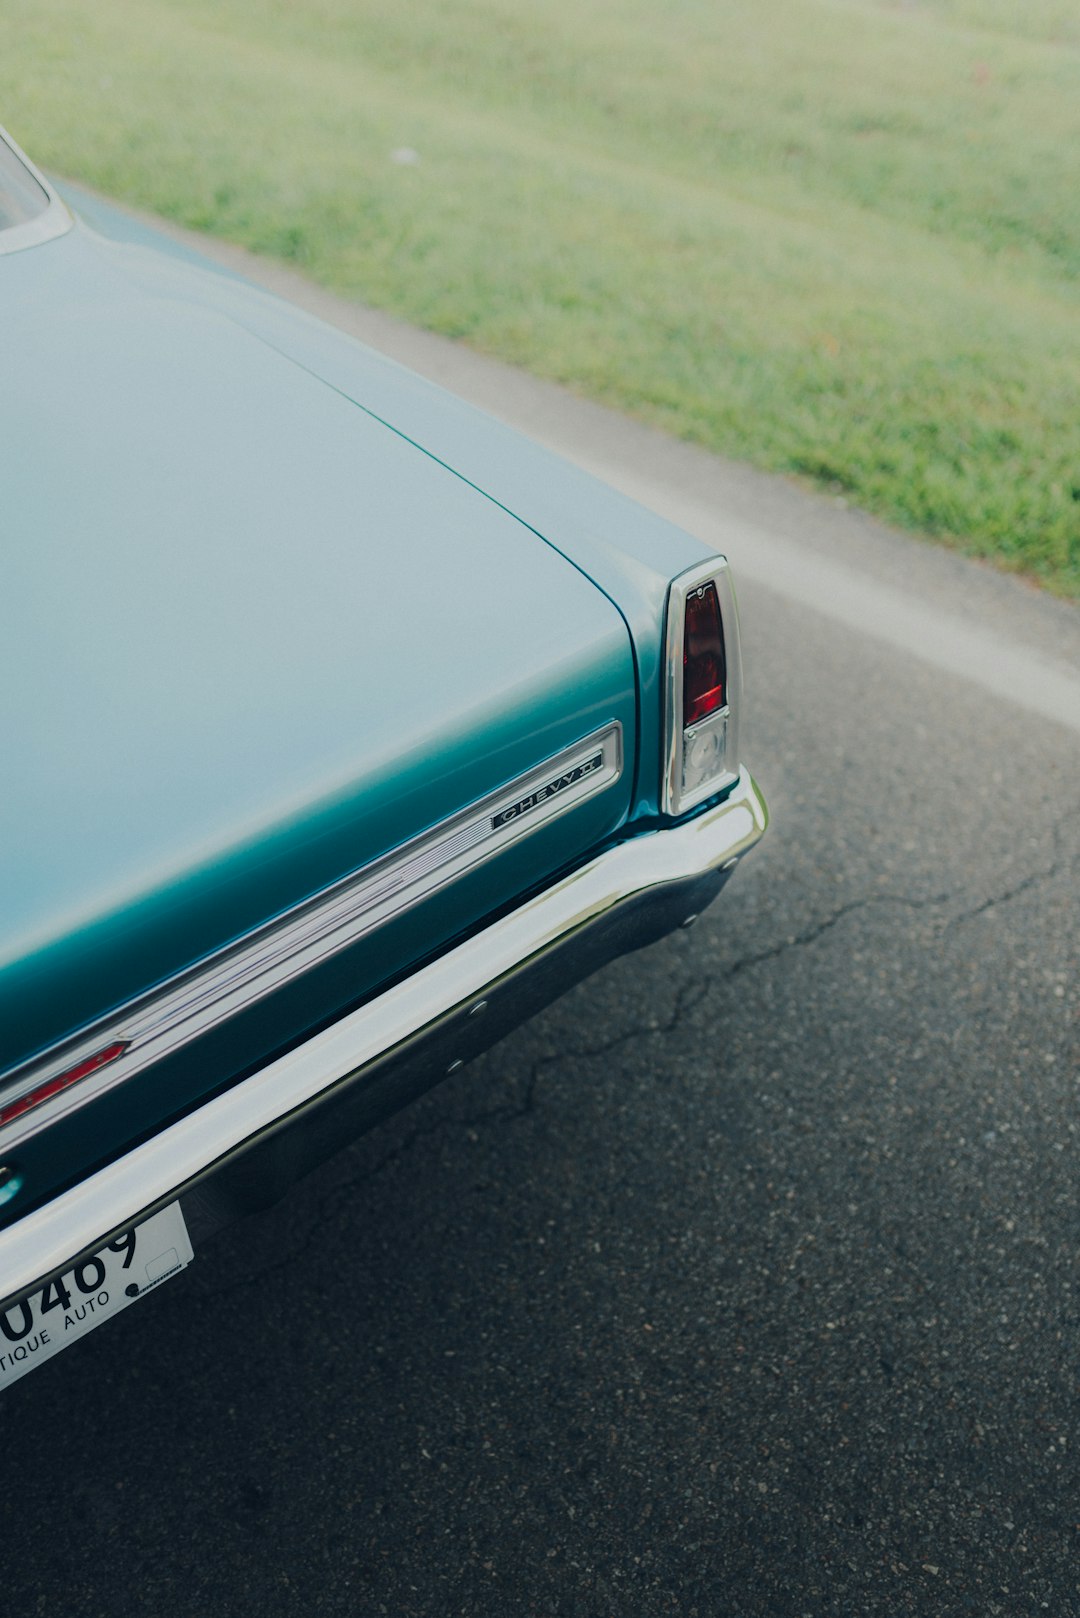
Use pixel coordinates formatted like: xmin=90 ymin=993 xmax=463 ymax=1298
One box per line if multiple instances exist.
xmin=0 ymin=126 xmax=767 ymax=1386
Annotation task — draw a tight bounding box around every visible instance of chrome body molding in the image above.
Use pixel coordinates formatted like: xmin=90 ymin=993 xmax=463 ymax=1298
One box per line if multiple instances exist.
xmin=0 ymin=724 xmax=622 ymax=1148
xmin=0 ymin=128 xmax=73 ymax=256
xmin=662 ymin=557 xmax=743 ymax=817
xmin=0 ymin=769 xmax=767 ymax=1312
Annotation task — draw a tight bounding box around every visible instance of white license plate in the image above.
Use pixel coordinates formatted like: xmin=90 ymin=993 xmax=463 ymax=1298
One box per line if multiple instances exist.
xmin=0 ymin=1202 xmax=193 ymax=1390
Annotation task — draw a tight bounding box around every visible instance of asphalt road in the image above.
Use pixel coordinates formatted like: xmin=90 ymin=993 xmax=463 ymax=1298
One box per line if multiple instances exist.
xmin=5 ymin=207 xmax=1079 ymax=1618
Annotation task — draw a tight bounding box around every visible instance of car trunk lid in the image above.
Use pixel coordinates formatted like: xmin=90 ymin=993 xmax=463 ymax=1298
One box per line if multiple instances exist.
xmin=0 ymin=237 xmax=636 ymax=1076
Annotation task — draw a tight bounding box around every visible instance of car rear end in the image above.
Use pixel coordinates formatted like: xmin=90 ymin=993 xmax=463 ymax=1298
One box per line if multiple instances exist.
xmin=0 ymin=540 xmax=765 ymax=1386
xmin=0 ymin=151 xmax=765 ymax=1380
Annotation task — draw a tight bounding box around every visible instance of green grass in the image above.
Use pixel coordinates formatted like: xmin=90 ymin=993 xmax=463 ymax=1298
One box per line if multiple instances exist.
xmin=4 ymin=0 xmax=1079 ymax=594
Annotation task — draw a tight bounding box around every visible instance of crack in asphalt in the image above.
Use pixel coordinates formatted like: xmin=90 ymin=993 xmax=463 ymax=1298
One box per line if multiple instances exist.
xmin=191 ymin=979 xmax=711 ymax=1303
xmin=189 ymin=810 xmax=1075 ymax=1304
xmin=365 ymin=973 xmax=712 ymax=1171
xmin=945 ymin=812 xmax=1072 ymax=930
xmin=715 ymin=890 xmax=952 ymax=983
xmin=717 ymin=803 xmax=1075 ymax=981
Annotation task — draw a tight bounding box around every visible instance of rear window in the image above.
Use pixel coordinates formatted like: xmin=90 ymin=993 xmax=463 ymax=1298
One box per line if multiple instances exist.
xmin=0 ymin=137 xmax=50 ymax=233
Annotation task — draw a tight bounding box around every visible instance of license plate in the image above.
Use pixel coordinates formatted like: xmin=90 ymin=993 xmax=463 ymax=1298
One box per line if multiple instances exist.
xmin=0 ymin=1202 xmax=193 ymax=1390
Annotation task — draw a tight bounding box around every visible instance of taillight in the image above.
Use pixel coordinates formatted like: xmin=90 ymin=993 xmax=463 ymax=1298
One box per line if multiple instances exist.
xmin=0 ymin=1041 xmax=129 ymax=1129
xmin=663 ymin=559 xmax=741 ymax=816
xmin=682 ymin=583 xmax=726 ymax=726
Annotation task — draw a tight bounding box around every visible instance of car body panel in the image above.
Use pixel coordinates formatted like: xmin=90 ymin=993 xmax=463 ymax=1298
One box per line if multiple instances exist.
xmin=60 ymin=185 xmax=717 ymax=812
xmin=1 ymin=224 xmax=636 ymax=1076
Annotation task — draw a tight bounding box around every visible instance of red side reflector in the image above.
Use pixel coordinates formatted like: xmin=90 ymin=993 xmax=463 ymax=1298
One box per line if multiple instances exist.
xmin=683 ymin=583 xmax=727 ymax=727
xmin=0 ymin=1041 xmax=130 ymax=1128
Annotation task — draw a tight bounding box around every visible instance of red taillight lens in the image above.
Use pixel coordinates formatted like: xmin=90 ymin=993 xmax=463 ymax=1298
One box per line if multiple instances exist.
xmin=683 ymin=583 xmax=726 ymax=727
xmin=0 ymin=1041 xmax=129 ymax=1129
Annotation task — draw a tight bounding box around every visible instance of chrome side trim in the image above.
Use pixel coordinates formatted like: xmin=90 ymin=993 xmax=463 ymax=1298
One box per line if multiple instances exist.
xmin=0 ymin=724 xmax=622 ymax=1147
xmin=0 ymin=127 xmax=73 ymax=256
xmin=0 ymin=770 xmax=767 ymax=1311
xmin=662 ymin=557 xmax=743 ymax=817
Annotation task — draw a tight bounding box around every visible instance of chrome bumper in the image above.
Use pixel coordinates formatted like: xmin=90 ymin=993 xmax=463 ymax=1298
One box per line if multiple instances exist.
xmin=0 ymin=770 xmax=766 ymax=1311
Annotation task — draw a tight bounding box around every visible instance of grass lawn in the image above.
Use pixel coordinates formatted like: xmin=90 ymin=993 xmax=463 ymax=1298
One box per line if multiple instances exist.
xmin=4 ymin=0 xmax=1079 ymax=595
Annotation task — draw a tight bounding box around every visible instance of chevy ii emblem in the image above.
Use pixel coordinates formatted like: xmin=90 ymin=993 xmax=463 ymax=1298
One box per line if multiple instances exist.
xmin=491 ymin=753 xmax=604 ymax=830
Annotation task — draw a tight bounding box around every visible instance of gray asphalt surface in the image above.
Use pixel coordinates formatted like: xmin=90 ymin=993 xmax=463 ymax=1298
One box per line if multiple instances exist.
xmin=4 ymin=210 xmax=1079 ymax=1618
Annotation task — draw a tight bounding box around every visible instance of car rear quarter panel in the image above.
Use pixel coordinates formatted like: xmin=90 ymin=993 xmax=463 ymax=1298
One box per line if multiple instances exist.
xmin=63 ymin=189 xmax=718 ymax=819
xmin=1 ymin=226 xmax=639 ymax=1075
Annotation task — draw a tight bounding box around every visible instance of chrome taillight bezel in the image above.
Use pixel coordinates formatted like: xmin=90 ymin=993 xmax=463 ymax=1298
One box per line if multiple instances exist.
xmin=662 ymin=556 xmax=743 ymax=817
